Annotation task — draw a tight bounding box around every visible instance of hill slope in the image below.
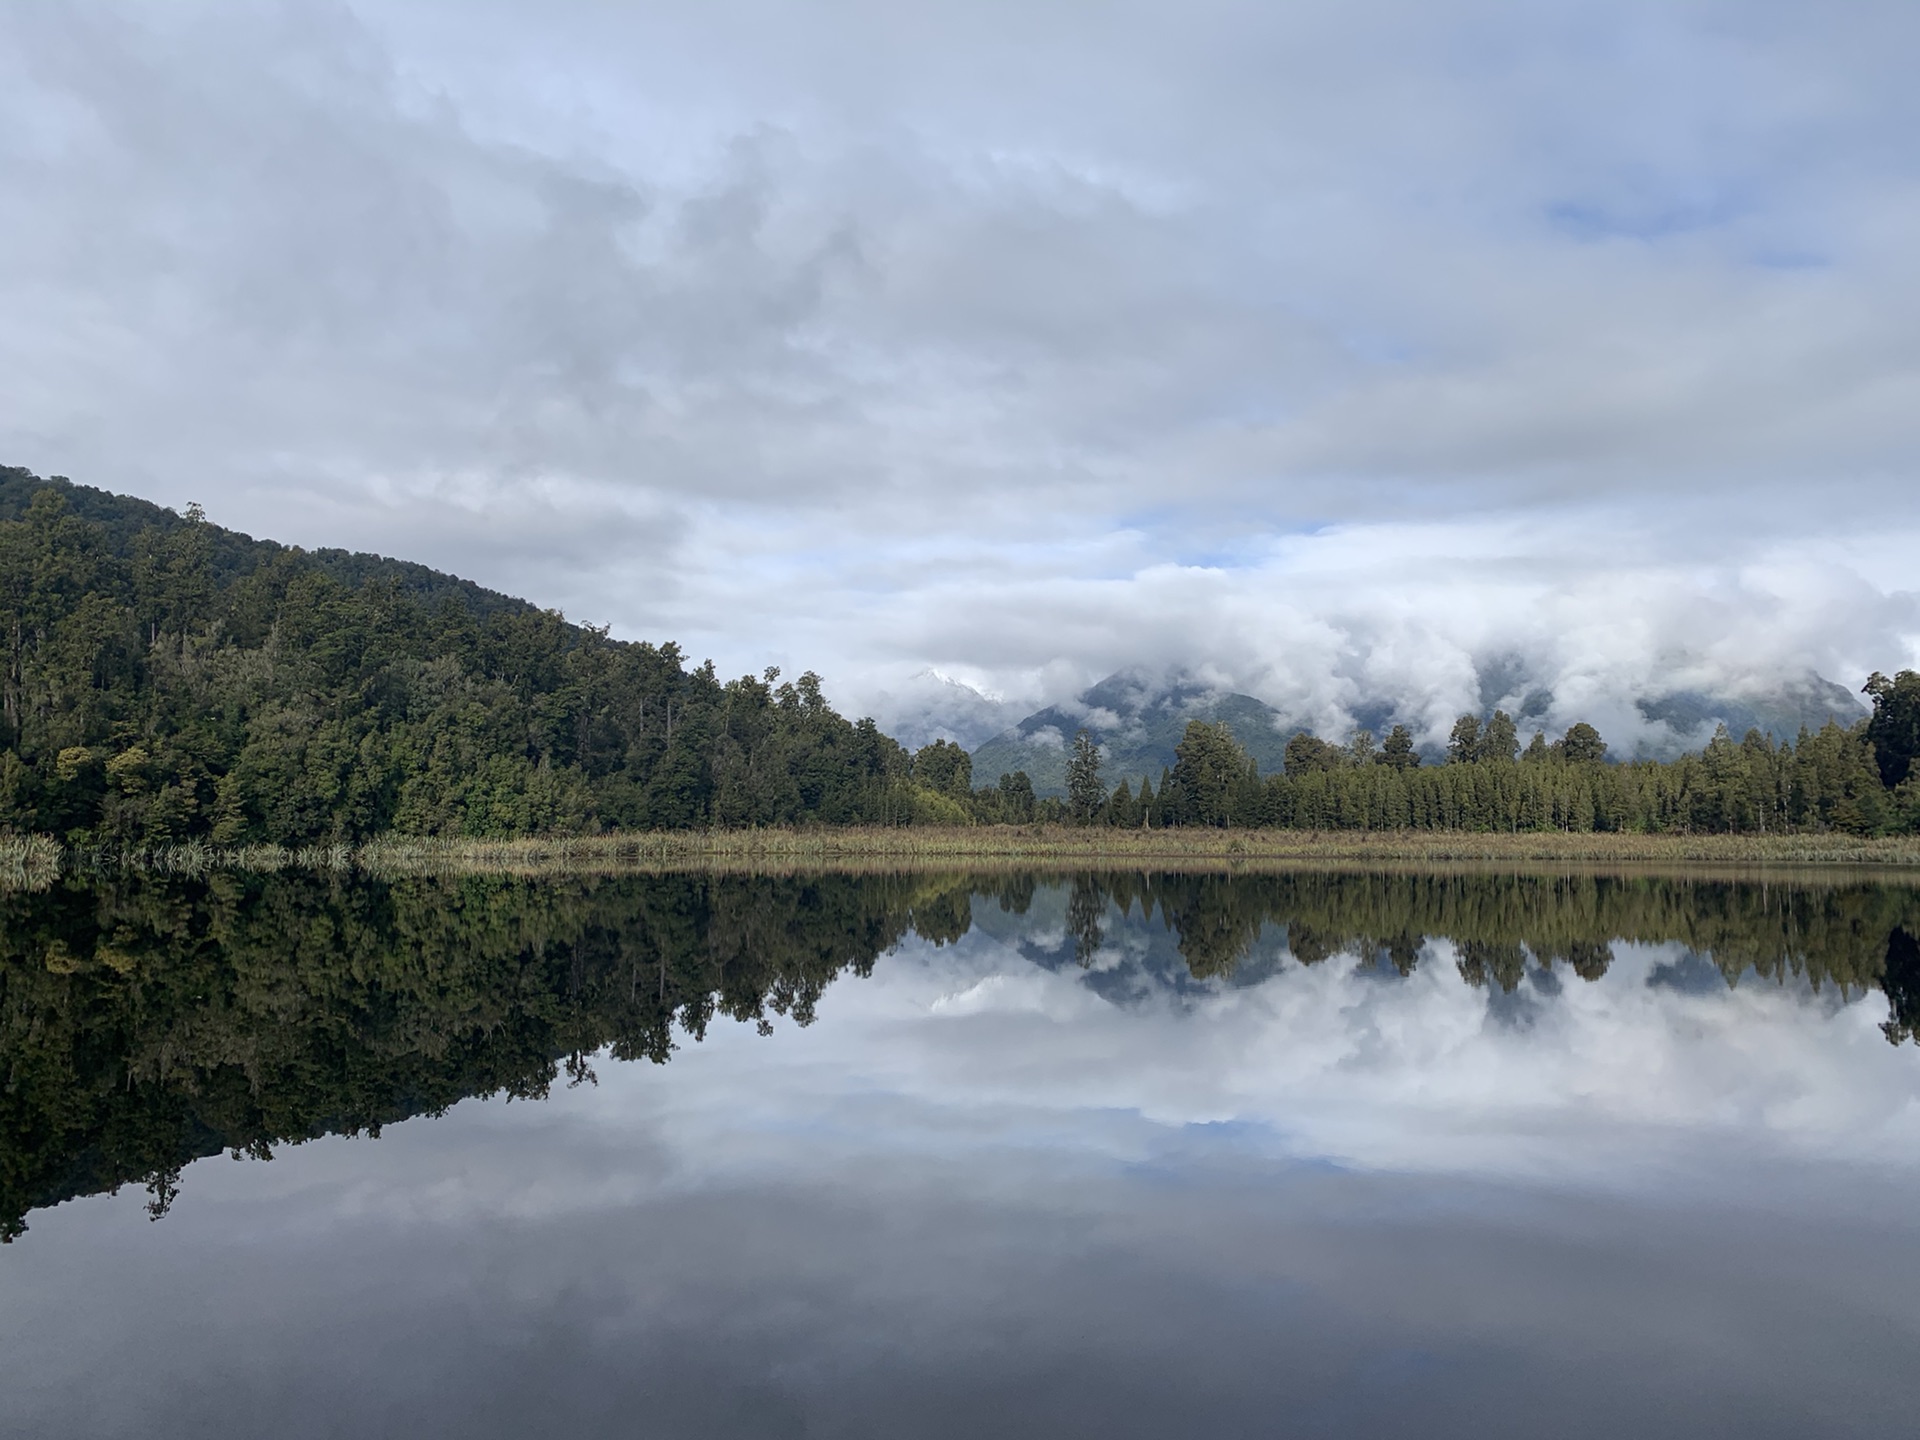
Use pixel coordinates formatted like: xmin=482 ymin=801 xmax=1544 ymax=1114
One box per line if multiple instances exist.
xmin=0 ymin=467 xmax=913 ymax=843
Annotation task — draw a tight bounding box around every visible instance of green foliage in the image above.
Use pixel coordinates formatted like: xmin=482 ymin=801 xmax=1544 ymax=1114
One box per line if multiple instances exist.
xmin=1284 ymin=731 xmax=1342 ymax=776
xmin=0 ymin=470 xmax=915 ymax=843
xmin=1170 ymin=720 xmax=1252 ymax=827
xmin=1479 ymin=710 xmax=1519 ymax=762
xmin=1447 ymin=714 xmax=1481 ymax=764
xmin=1380 ymin=724 xmax=1420 ymax=771
xmin=1864 ymin=670 xmax=1920 ymax=788
xmin=912 ymin=739 xmax=973 ymax=797
xmin=1065 ymin=729 xmax=1105 ymax=824
xmin=1556 ymin=721 xmax=1608 ymax=764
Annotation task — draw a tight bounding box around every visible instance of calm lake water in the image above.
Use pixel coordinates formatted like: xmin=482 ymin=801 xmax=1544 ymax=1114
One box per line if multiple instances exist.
xmin=3 ymin=867 xmax=1919 ymax=1437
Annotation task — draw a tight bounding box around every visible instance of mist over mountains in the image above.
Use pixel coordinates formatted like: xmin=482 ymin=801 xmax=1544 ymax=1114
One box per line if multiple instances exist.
xmin=962 ymin=665 xmax=1868 ymax=797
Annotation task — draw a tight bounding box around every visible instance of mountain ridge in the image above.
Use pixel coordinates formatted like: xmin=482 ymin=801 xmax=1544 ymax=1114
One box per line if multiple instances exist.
xmin=972 ymin=667 xmax=1870 ymax=796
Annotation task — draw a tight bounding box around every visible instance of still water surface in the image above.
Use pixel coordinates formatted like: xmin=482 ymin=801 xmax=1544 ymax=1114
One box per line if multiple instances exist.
xmin=3 ymin=867 xmax=1919 ymax=1436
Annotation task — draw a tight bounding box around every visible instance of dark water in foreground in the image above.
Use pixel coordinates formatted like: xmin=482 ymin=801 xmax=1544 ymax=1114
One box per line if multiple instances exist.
xmin=3 ymin=867 xmax=1919 ymax=1437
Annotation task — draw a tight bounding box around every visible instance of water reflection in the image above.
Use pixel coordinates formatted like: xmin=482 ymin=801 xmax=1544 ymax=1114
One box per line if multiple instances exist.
xmin=6 ymin=867 xmax=1920 ymax=1437
xmin=3 ymin=867 xmax=1918 ymax=1240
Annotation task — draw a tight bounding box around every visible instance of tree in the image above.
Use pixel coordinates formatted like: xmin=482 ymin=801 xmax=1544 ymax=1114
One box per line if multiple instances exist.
xmin=1557 ymin=722 xmax=1608 ymax=764
xmin=1523 ymin=731 xmax=1549 ymax=763
xmin=1065 ymin=728 xmax=1105 ymax=823
xmin=1283 ymin=731 xmax=1341 ymax=776
xmin=1379 ymin=724 xmax=1420 ymax=770
xmin=1347 ymin=729 xmax=1378 ymax=766
xmin=1864 ymin=670 xmax=1920 ymax=788
xmin=1171 ymin=720 xmax=1249 ymax=827
xmin=1479 ymin=710 xmax=1519 ymax=763
xmin=996 ymin=770 xmax=1035 ymax=822
xmin=1447 ymin=714 xmax=1482 ymax=764
xmin=913 ymin=739 xmax=972 ymax=797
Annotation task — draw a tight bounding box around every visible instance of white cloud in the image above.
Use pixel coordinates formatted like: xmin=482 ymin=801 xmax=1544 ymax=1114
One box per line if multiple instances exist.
xmin=3 ymin=1 xmax=1918 ymax=734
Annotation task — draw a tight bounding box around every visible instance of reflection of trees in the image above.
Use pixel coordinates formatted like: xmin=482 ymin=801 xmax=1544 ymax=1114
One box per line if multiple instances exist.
xmin=6 ymin=866 xmax=1920 ymax=1240
xmin=1104 ymin=871 xmax=1920 ymax=1008
xmin=0 ymin=872 xmax=924 ymax=1241
xmin=1067 ymin=875 xmax=1108 ymax=966
xmin=1882 ymin=929 xmax=1920 ymax=1045
xmin=1455 ymin=940 xmax=1530 ymax=994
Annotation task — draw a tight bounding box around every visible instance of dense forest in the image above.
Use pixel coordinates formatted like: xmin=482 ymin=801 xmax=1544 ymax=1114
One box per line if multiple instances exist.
xmin=4 ymin=465 xmax=1919 ymax=843
xmin=0 ymin=467 xmax=949 ymax=844
xmin=4 ymin=867 xmax=1916 ymax=1239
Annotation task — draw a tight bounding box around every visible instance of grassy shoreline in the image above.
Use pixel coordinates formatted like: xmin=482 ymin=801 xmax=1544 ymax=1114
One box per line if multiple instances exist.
xmin=15 ymin=825 xmax=1920 ymax=886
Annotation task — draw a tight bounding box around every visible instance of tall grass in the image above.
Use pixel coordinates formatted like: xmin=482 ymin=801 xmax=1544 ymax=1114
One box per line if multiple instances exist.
xmin=23 ymin=825 xmax=1920 ymax=883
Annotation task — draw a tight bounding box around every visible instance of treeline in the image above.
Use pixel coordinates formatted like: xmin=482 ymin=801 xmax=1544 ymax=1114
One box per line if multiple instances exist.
xmin=1036 ymin=681 xmax=1920 ymax=836
xmin=5 ymin=867 xmax=1917 ymax=1237
xmin=0 ymin=468 xmax=983 ymax=845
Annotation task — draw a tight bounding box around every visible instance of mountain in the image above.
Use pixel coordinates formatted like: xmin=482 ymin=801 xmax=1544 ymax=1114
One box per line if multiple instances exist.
xmin=863 ymin=669 xmax=1023 ymax=753
xmin=971 ymin=670 xmax=1297 ymax=796
xmin=1635 ymin=676 xmax=1867 ymax=746
xmin=974 ymin=667 xmax=1872 ymax=796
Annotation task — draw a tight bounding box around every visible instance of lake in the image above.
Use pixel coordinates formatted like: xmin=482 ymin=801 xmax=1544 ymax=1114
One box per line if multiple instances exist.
xmin=3 ymin=866 xmax=1918 ymax=1437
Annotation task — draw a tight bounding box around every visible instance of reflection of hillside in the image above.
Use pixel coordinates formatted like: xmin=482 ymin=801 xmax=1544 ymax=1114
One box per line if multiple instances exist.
xmin=5 ymin=868 xmax=1919 ymax=1240
xmin=0 ymin=872 xmax=939 ymax=1240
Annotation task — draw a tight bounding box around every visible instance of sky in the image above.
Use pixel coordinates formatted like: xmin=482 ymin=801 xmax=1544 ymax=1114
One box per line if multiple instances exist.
xmin=3 ymin=0 xmax=1918 ymax=745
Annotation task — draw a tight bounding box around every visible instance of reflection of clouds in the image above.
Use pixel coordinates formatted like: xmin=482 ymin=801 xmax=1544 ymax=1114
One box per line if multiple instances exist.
xmin=597 ymin=915 xmax=1920 ymax=1195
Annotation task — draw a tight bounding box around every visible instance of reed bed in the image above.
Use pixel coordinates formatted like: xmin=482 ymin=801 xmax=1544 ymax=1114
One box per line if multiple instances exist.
xmin=11 ymin=826 xmax=1920 ymax=889
xmin=367 ymin=824 xmax=1920 ymax=868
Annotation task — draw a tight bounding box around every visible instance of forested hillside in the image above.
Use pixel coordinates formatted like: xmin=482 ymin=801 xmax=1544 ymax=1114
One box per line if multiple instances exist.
xmin=0 ymin=468 xmax=935 ymax=844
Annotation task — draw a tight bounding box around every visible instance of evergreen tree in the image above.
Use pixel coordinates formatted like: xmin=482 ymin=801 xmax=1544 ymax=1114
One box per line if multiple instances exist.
xmin=1479 ymin=710 xmax=1519 ymax=763
xmin=1065 ymin=728 xmax=1105 ymax=824
xmin=1447 ymin=714 xmax=1482 ymax=764
xmin=1556 ymin=722 xmax=1608 ymax=764
xmin=1380 ymin=724 xmax=1420 ymax=770
xmin=1170 ymin=720 xmax=1249 ymax=827
xmin=996 ymin=770 xmax=1036 ymax=822
xmin=1864 ymin=670 xmax=1920 ymax=787
xmin=1284 ymin=731 xmax=1342 ymax=776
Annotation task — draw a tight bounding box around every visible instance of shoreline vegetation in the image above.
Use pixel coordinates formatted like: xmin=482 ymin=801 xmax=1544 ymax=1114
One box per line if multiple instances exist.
xmin=9 ymin=825 xmax=1920 ymax=890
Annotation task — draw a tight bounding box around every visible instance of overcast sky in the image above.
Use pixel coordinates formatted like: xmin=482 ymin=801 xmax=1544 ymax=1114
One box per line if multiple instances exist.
xmin=4 ymin=1 xmax=1917 ymax=742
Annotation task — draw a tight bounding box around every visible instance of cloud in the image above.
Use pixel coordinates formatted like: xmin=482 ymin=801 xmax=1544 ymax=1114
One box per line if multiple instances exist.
xmin=2 ymin=1 xmax=1918 ymax=733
